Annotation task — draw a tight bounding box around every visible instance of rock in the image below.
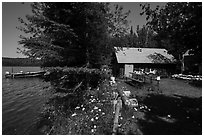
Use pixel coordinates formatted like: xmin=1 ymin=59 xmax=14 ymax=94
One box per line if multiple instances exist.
xmin=132 ymin=115 xmax=135 ymax=119
xmin=129 ymin=98 xmax=138 ymax=107
xmin=123 ymin=90 xmax=131 ymax=97
xmin=71 ymin=113 xmax=77 ymax=117
xmin=94 ymin=106 xmax=98 ymax=110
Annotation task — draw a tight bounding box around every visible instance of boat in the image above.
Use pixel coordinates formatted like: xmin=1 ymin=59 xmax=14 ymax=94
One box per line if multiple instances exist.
xmin=5 ymin=70 xmax=46 ymax=78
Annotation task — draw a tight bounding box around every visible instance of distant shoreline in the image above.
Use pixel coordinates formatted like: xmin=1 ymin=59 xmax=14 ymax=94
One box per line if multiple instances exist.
xmin=2 ymin=57 xmax=42 ymax=67
xmin=2 ymin=66 xmax=41 ymax=67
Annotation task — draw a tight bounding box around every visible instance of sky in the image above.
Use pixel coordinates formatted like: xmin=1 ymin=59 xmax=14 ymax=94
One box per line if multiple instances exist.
xmin=2 ymin=2 xmax=166 ymax=58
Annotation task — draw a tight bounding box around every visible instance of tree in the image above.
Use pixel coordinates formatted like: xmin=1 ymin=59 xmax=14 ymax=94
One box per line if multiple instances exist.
xmin=108 ymin=4 xmax=130 ymax=38
xmin=140 ymin=2 xmax=202 ymax=63
xmin=18 ymin=3 xmax=117 ymax=68
xmin=123 ymin=25 xmax=158 ymax=48
xmin=108 ymin=4 xmax=131 ymax=48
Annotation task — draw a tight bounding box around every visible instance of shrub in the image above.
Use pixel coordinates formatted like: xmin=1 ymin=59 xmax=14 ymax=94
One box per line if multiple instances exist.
xmin=43 ymin=67 xmax=109 ymax=110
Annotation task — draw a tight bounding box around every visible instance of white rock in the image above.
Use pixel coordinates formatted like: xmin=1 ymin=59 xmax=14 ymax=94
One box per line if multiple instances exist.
xmin=132 ymin=115 xmax=135 ymax=119
xmin=71 ymin=113 xmax=77 ymax=117
xmin=94 ymin=106 xmax=98 ymax=110
xmin=123 ymin=90 xmax=131 ymax=97
xmin=140 ymin=106 xmax=144 ymax=109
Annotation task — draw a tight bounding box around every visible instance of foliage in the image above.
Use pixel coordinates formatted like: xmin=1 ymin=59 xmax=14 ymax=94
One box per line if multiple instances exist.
xmin=126 ymin=25 xmax=159 ymax=48
xmin=111 ymin=24 xmax=159 ymax=48
xmin=108 ymin=4 xmax=131 ymax=48
xmin=42 ymin=67 xmax=110 ymax=112
xmin=108 ymin=4 xmax=130 ymax=38
xmin=18 ymin=2 xmax=130 ymax=68
xmin=18 ymin=3 xmax=101 ymax=68
xmin=140 ymin=2 xmax=202 ymax=62
xmin=44 ymin=67 xmax=109 ymax=92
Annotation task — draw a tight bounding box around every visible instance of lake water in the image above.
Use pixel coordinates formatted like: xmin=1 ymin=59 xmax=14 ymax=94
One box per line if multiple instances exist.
xmin=2 ymin=67 xmax=51 ymax=135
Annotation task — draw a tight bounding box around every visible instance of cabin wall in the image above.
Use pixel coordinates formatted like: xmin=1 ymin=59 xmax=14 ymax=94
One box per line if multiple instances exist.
xmin=124 ymin=64 xmax=133 ymax=77
xmin=113 ymin=63 xmax=176 ymax=78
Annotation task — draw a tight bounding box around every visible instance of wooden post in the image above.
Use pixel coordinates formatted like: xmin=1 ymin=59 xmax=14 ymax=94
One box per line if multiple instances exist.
xmin=156 ymin=76 xmax=160 ymax=92
xmin=112 ymin=97 xmax=122 ymax=135
xmin=117 ymin=87 xmax=131 ymax=107
xmin=12 ymin=67 xmax=14 ymax=78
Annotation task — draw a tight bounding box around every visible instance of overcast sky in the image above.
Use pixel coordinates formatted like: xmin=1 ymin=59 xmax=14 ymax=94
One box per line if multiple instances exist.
xmin=2 ymin=2 xmax=166 ymax=58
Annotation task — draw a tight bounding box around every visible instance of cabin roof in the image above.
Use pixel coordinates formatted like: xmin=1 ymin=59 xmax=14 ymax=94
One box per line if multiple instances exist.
xmin=114 ymin=47 xmax=175 ymax=64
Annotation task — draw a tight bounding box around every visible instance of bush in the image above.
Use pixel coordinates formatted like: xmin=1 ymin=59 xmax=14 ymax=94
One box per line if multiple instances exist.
xmin=43 ymin=67 xmax=109 ymax=109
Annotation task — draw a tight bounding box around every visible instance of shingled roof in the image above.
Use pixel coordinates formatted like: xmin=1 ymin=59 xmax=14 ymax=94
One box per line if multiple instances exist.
xmin=115 ymin=47 xmax=175 ymax=64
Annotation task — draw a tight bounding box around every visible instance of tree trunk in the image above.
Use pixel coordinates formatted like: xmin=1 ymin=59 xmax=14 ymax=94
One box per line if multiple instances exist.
xmin=180 ymin=54 xmax=185 ymax=74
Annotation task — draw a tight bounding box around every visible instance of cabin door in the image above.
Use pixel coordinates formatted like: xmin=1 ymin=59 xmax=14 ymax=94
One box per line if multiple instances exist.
xmin=124 ymin=64 xmax=133 ymax=77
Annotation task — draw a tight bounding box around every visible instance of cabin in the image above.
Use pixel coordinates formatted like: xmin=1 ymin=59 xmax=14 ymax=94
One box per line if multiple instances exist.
xmin=112 ymin=47 xmax=176 ymax=77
